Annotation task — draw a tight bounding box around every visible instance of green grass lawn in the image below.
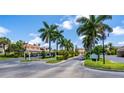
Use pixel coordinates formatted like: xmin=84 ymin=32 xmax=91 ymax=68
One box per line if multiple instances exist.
xmin=0 ymin=57 xmax=10 ymax=61
xmin=21 ymin=59 xmax=40 ymax=62
xmin=46 ymin=59 xmax=62 ymax=64
xmin=84 ymin=59 xmax=124 ymax=71
xmin=41 ymin=57 xmax=56 ymax=60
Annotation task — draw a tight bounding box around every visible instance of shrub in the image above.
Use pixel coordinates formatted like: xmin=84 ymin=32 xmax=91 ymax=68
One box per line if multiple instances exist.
xmin=111 ymin=50 xmax=116 ymax=55
xmin=0 ymin=53 xmax=20 ymax=58
xmin=51 ymin=52 xmax=56 ymax=57
xmin=58 ymin=50 xmax=65 ymax=55
xmin=69 ymin=51 xmax=75 ymax=57
xmin=57 ymin=50 xmax=69 ymax=60
xmin=56 ymin=56 xmax=64 ymax=60
xmin=107 ymin=50 xmax=111 ymax=55
xmin=41 ymin=51 xmax=46 ymax=58
xmin=84 ymin=52 xmax=90 ymax=59
xmin=63 ymin=51 xmax=69 ymax=60
xmin=75 ymin=50 xmax=79 ymax=56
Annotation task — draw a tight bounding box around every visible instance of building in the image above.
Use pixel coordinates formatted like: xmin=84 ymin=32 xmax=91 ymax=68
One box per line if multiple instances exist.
xmin=23 ymin=43 xmax=49 ymax=60
xmin=0 ymin=44 xmax=8 ymax=54
xmin=117 ymin=47 xmax=124 ymax=57
xmin=40 ymin=47 xmax=49 ymax=52
xmin=24 ymin=44 xmax=41 ymax=53
xmin=77 ymin=48 xmax=85 ymax=55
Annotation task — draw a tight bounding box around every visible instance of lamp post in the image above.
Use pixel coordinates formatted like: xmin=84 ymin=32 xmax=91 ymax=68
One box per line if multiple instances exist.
xmin=102 ymin=33 xmax=105 ymax=64
xmin=24 ymin=42 xmax=28 ymax=60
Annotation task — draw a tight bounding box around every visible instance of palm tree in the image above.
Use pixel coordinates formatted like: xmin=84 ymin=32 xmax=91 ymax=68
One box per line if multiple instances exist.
xmin=77 ymin=15 xmax=112 ymax=64
xmin=0 ymin=37 xmax=11 ymax=56
xmin=38 ymin=21 xmax=58 ymax=54
xmin=58 ymin=37 xmax=74 ymax=55
xmin=58 ymin=38 xmax=66 ymax=50
xmin=67 ymin=40 xmax=74 ymax=51
xmin=52 ymin=29 xmax=64 ymax=56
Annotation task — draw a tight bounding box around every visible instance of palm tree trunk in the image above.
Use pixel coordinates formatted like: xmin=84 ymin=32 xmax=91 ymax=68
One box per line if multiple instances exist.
xmin=102 ymin=35 xmax=105 ymax=64
xmin=48 ymin=32 xmax=51 ymax=55
xmin=56 ymin=40 xmax=58 ymax=59
xmin=49 ymin=39 xmax=51 ymax=54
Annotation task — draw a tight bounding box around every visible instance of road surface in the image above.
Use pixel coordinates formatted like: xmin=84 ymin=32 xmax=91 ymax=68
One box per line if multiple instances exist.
xmin=106 ymin=55 xmax=124 ymax=63
xmin=0 ymin=57 xmax=124 ymax=78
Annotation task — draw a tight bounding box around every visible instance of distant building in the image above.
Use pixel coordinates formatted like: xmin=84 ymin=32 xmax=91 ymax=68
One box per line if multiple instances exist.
xmin=24 ymin=44 xmax=41 ymax=53
xmin=40 ymin=47 xmax=49 ymax=52
xmin=24 ymin=43 xmax=49 ymax=53
xmin=77 ymin=48 xmax=85 ymax=55
xmin=117 ymin=47 xmax=124 ymax=57
xmin=0 ymin=44 xmax=8 ymax=54
xmin=23 ymin=43 xmax=50 ymax=60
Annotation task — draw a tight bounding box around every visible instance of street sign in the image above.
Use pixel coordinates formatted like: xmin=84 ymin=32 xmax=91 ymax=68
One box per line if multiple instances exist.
xmin=90 ymin=53 xmax=98 ymax=61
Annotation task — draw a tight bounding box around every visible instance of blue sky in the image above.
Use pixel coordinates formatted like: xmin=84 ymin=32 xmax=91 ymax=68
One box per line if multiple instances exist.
xmin=0 ymin=15 xmax=124 ymax=48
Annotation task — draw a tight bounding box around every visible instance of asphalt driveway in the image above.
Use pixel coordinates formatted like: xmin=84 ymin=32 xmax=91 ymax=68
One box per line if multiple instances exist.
xmin=106 ymin=55 xmax=124 ymax=63
xmin=0 ymin=56 xmax=124 ymax=78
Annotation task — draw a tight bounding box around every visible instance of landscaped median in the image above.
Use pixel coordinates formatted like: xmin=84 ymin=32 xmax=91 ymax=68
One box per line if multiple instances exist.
xmin=21 ymin=59 xmax=40 ymax=63
xmin=84 ymin=59 xmax=124 ymax=72
xmin=46 ymin=56 xmax=78 ymax=64
xmin=46 ymin=59 xmax=62 ymax=64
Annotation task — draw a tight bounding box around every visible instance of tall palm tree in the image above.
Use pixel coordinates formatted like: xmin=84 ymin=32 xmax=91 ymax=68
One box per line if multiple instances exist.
xmin=77 ymin=15 xmax=112 ymax=64
xmin=0 ymin=37 xmax=11 ymax=56
xmin=58 ymin=37 xmax=74 ymax=52
xmin=66 ymin=40 xmax=74 ymax=51
xmin=77 ymin=15 xmax=101 ymax=51
xmin=58 ymin=38 xmax=66 ymax=50
xmin=38 ymin=21 xmax=58 ymax=54
xmin=52 ymin=29 xmax=64 ymax=55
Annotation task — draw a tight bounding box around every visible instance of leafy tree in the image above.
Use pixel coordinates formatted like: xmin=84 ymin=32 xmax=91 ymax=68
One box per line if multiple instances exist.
xmin=9 ymin=40 xmax=25 ymax=57
xmin=92 ymin=45 xmax=103 ymax=60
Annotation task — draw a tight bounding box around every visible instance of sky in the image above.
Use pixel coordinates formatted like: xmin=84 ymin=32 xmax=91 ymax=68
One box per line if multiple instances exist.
xmin=0 ymin=15 xmax=124 ymax=48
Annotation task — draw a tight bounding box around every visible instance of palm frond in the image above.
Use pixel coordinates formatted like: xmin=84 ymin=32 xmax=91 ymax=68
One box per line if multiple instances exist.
xmin=43 ymin=21 xmax=49 ymax=29
xmin=90 ymin=15 xmax=95 ymax=22
xmin=95 ymin=15 xmax=112 ymax=23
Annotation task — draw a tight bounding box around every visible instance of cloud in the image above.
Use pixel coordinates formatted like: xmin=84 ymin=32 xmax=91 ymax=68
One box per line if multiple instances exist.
xmin=58 ymin=15 xmax=89 ymax=30
xmin=28 ymin=33 xmax=55 ymax=48
xmin=29 ymin=33 xmax=39 ymax=37
xmin=58 ymin=16 xmax=75 ymax=30
xmin=117 ymin=41 xmax=124 ymax=46
xmin=61 ymin=21 xmax=73 ymax=30
xmin=112 ymin=26 xmax=124 ymax=35
xmin=79 ymin=36 xmax=86 ymax=40
xmin=0 ymin=26 xmax=10 ymax=37
xmin=29 ymin=37 xmax=42 ymax=44
xmin=74 ymin=41 xmax=83 ymax=48
xmin=58 ymin=15 xmax=91 ymax=30
xmin=29 ymin=32 xmax=42 ymax=44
